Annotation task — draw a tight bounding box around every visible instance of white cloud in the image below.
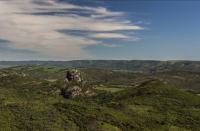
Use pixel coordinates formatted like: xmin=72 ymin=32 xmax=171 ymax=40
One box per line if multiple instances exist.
xmin=0 ymin=0 xmax=143 ymax=60
xmin=90 ymin=33 xmax=129 ymax=39
xmin=101 ymin=43 xmax=122 ymax=48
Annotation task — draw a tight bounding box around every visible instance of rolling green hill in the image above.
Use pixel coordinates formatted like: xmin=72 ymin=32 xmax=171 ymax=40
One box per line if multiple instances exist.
xmin=0 ymin=66 xmax=199 ymax=131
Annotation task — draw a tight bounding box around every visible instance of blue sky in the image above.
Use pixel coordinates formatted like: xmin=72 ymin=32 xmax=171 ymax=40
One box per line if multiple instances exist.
xmin=0 ymin=0 xmax=200 ymax=60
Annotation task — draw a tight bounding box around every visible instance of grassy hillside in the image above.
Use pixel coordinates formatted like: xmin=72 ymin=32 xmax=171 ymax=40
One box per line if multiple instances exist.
xmin=0 ymin=66 xmax=199 ymax=130
xmin=2 ymin=60 xmax=200 ymax=73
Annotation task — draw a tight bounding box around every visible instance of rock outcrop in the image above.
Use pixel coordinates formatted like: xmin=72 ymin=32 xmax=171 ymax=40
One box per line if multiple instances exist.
xmin=61 ymin=85 xmax=83 ymax=98
xmin=61 ymin=69 xmax=94 ymax=98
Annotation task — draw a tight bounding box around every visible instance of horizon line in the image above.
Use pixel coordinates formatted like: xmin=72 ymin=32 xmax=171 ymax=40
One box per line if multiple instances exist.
xmin=0 ymin=60 xmax=200 ymax=62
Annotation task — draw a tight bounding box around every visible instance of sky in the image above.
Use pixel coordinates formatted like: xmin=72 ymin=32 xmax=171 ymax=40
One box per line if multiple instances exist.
xmin=0 ymin=0 xmax=200 ymax=61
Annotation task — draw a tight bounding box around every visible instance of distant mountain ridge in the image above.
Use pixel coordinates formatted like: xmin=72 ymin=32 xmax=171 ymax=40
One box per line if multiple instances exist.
xmin=0 ymin=60 xmax=200 ymax=73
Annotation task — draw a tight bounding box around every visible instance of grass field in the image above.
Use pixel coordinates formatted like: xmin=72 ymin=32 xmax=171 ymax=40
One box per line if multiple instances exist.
xmin=0 ymin=66 xmax=199 ymax=130
xmin=95 ymin=86 xmax=125 ymax=93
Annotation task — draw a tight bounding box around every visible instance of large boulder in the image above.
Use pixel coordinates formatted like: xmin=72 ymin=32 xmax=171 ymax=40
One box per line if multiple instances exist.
xmin=65 ymin=69 xmax=82 ymax=83
xmin=61 ymin=85 xmax=83 ymax=98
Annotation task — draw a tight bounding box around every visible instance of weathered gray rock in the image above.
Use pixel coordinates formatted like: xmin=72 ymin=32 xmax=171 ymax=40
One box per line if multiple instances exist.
xmin=65 ymin=69 xmax=82 ymax=83
xmin=61 ymin=85 xmax=83 ymax=98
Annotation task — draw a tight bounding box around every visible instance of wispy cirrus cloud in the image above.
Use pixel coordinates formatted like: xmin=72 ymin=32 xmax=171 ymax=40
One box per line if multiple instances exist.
xmin=0 ymin=0 xmax=143 ymax=60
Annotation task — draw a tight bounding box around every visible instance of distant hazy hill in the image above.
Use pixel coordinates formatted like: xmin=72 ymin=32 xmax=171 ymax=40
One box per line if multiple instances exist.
xmin=1 ymin=60 xmax=200 ymax=72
